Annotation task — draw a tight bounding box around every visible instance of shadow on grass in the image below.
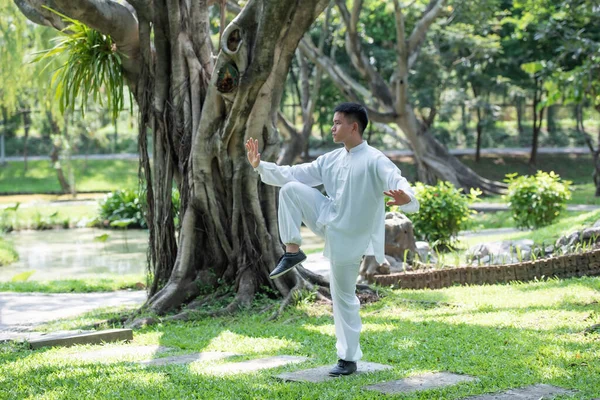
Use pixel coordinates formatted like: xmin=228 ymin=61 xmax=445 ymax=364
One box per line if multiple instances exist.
xmin=2 ymin=278 xmax=598 ymax=399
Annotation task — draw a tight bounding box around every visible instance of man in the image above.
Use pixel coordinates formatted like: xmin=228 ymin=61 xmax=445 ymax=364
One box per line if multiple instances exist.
xmin=245 ymin=102 xmax=419 ymax=376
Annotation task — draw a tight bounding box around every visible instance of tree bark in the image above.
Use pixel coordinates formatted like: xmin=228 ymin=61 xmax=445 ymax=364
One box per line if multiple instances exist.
xmin=530 ymin=77 xmax=544 ymax=165
xmin=471 ymin=84 xmax=483 ymax=163
xmin=278 ymin=3 xmax=332 ymax=166
xmin=16 ymin=0 xmax=330 ymax=318
xmin=516 ymin=97 xmax=524 ymax=136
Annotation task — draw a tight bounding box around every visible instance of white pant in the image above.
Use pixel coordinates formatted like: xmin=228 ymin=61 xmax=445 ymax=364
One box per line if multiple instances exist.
xmin=278 ymin=182 xmax=363 ymax=362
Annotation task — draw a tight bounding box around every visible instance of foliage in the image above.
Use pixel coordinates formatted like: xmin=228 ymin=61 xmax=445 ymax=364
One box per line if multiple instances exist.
xmin=505 ymin=171 xmax=572 ymax=229
xmin=0 ymin=159 xmax=139 ymax=194
xmin=409 ymin=181 xmax=480 ymax=249
xmin=98 ymin=189 xmax=146 ymax=229
xmin=0 ymin=236 xmax=18 ymax=266
xmin=98 ymin=187 xmax=181 ymax=229
xmin=33 ymin=8 xmax=131 ymax=121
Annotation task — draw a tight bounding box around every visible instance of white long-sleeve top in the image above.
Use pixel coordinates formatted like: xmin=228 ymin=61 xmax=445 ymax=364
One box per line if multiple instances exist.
xmin=256 ymin=141 xmax=419 ymax=264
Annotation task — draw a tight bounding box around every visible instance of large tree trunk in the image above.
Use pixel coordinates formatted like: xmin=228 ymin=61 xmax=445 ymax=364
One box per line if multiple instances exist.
xmin=395 ymin=106 xmax=504 ymax=193
xmin=15 ymin=0 xmax=330 ymax=319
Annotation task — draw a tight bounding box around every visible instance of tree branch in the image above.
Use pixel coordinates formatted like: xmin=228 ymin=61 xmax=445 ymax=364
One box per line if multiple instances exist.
xmin=299 ymin=38 xmax=399 ymax=123
xmin=15 ymin=0 xmax=141 ymax=77
xmin=407 ymin=0 xmax=446 ymax=57
xmin=334 ymin=0 xmax=394 ymax=106
xmin=392 ymin=0 xmax=408 ymax=114
xmin=125 ymin=0 xmax=153 ymax=21
xmin=14 ymin=0 xmax=66 ymax=29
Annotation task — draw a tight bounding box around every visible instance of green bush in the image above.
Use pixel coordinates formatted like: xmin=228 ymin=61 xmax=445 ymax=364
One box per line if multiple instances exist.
xmin=98 ymin=189 xmax=146 ymax=228
xmin=409 ymin=181 xmax=480 ymax=249
xmin=98 ymin=187 xmax=181 ymax=229
xmin=505 ymin=171 xmax=571 ymax=229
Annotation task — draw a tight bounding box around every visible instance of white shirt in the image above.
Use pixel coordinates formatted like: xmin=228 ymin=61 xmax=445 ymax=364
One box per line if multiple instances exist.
xmin=256 ymin=141 xmax=419 ymax=264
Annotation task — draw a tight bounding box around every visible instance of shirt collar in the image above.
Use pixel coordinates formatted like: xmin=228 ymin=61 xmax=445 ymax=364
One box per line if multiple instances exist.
xmin=348 ymin=140 xmax=367 ymax=154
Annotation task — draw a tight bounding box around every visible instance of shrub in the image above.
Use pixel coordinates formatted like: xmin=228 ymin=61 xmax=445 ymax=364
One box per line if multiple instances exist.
xmin=505 ymin=171 xmax=571 ymax=229
xmin=98 ymin=189 xmax=146 ymax=228
xmin=409 ymin=181 xmax=480 ymax=249
xmin=98 ymin=188 xmax=181 ymax=229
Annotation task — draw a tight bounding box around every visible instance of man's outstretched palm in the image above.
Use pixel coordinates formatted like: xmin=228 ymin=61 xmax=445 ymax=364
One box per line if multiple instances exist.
xmin=384 ymin=189 xmax=411 ymax=206
xmin=245 ymin=138 xmax=261 ymax=169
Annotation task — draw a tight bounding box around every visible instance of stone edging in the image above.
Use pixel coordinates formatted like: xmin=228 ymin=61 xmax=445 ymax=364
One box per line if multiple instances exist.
xmin=373 ymin=249 xmax=600 ymax=289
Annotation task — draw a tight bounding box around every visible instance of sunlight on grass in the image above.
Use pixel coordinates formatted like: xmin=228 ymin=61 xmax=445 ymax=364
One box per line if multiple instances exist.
xmin=0 ymin=160 xmax=138 ymax=193
xmin=1 ymin=277 xmax=599 ymax=399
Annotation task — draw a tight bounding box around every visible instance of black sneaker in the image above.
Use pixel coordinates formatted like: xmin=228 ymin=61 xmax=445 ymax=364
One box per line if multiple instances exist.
xmin=269 ymin=250 xmax=307 ymax=279
xmin=328 ymin=359 xmax=357 ymax=376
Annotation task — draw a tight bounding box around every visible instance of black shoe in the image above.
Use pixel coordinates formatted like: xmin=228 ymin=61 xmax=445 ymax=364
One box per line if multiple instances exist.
xmin=269 ymin=250 xmax=307 ymax=279
xmin=328 ymin=359 xmax=357 ymax=376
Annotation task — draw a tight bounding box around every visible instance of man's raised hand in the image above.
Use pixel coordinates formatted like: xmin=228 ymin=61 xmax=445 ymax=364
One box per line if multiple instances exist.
xmin=245 ymin=138 xmax=261 ymax=169
xmin=384 ymin=189 xmax=411 ymax=206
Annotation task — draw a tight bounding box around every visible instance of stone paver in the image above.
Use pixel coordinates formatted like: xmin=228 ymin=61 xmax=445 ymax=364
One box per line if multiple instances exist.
xmin=276 ymin=361 xmax=391 ymax=383
xmin=0 ymin=330 xmax=92 ymax=344
xmin=363 ymin=371 xmax=477 ymax=395
xmin=463 ymin=384 xmax=576 ymax=399
xmin=205 ymin=355 xmax=309 ymax=375
xmin=69 ymin=345 xmax=172 ymax=362
xmin=138 ymin=352 xmax=238 ymax=367
xmin=28 ymin=328 xmax=132 ymax=349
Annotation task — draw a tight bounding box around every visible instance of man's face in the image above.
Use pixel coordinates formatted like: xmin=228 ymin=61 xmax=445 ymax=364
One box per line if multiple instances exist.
xmin=331 ymin=112 xmax=356 ymax=144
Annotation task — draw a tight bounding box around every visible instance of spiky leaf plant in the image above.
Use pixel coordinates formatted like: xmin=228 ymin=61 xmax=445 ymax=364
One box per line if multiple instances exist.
xmin=33 ymin=7 xmax=131 ymax=121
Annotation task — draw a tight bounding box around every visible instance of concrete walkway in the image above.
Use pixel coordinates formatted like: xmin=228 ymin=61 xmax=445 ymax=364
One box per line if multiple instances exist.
xmin=0 ymin=291 xmax=146 ymax=331
xmin=2 ymin=146 xmax=591 ymax=163
xmin=472 ymin=202 xmax=600 ymax=212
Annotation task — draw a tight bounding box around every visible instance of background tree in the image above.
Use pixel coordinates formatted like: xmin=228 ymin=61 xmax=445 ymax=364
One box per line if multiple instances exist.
xmin=300 ymin=0 xmax=506 ymax=194
xmin=14 ymin=0 xmax=334 ymax=322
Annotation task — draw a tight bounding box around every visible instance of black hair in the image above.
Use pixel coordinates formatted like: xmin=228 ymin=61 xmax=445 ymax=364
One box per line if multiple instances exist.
xmin=334 ymin=102 xmax=369 ymax=135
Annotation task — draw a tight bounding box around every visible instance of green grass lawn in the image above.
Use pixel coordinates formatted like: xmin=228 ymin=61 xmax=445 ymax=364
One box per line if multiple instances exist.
xmin=1 ymin=203 xmax=99 ymax=230
xmin=0 ymin=275 xmax=145 ymax=293
xmin=1 ymin=277 xmax=598 ymax=399
xmin=458 ymin=153 xmax=594 ymax=186
xmin=0 ymin=159 xmax=139 ymax=193
xmin=0 ymin=236 xmax=18 ymax=266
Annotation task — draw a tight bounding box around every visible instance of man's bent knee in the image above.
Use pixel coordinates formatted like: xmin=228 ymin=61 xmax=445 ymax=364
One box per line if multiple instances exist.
xmin=280 ymin=181 xmax=306 ymax=196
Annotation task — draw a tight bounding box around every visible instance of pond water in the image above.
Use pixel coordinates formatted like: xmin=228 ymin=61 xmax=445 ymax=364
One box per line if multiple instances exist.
xmin=0 ymin=228 xmax=149 ymax=282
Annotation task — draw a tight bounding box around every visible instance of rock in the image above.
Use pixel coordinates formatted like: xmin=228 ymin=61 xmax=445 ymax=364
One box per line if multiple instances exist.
xmin=389 ymin=261 xmax=408 ymax=274
xmin=467 ymin=243 xmax=489 ymax=260
xmin=593 ymin=219 xmax=600 ymax=228
xmin=581 ymin=227 xmax=600 ymax=241
xmin=359 ymin=255 xmax=390 ymax=283
xmin=384 ymin=212 xmax=417 ymax=260
xmin=567 ymin=231 xmax=581 ymax=246
xmin=512 ymin=239 xmax=534 ymax=248
xmin=414 ymin=241 xmax=436 ymax=264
